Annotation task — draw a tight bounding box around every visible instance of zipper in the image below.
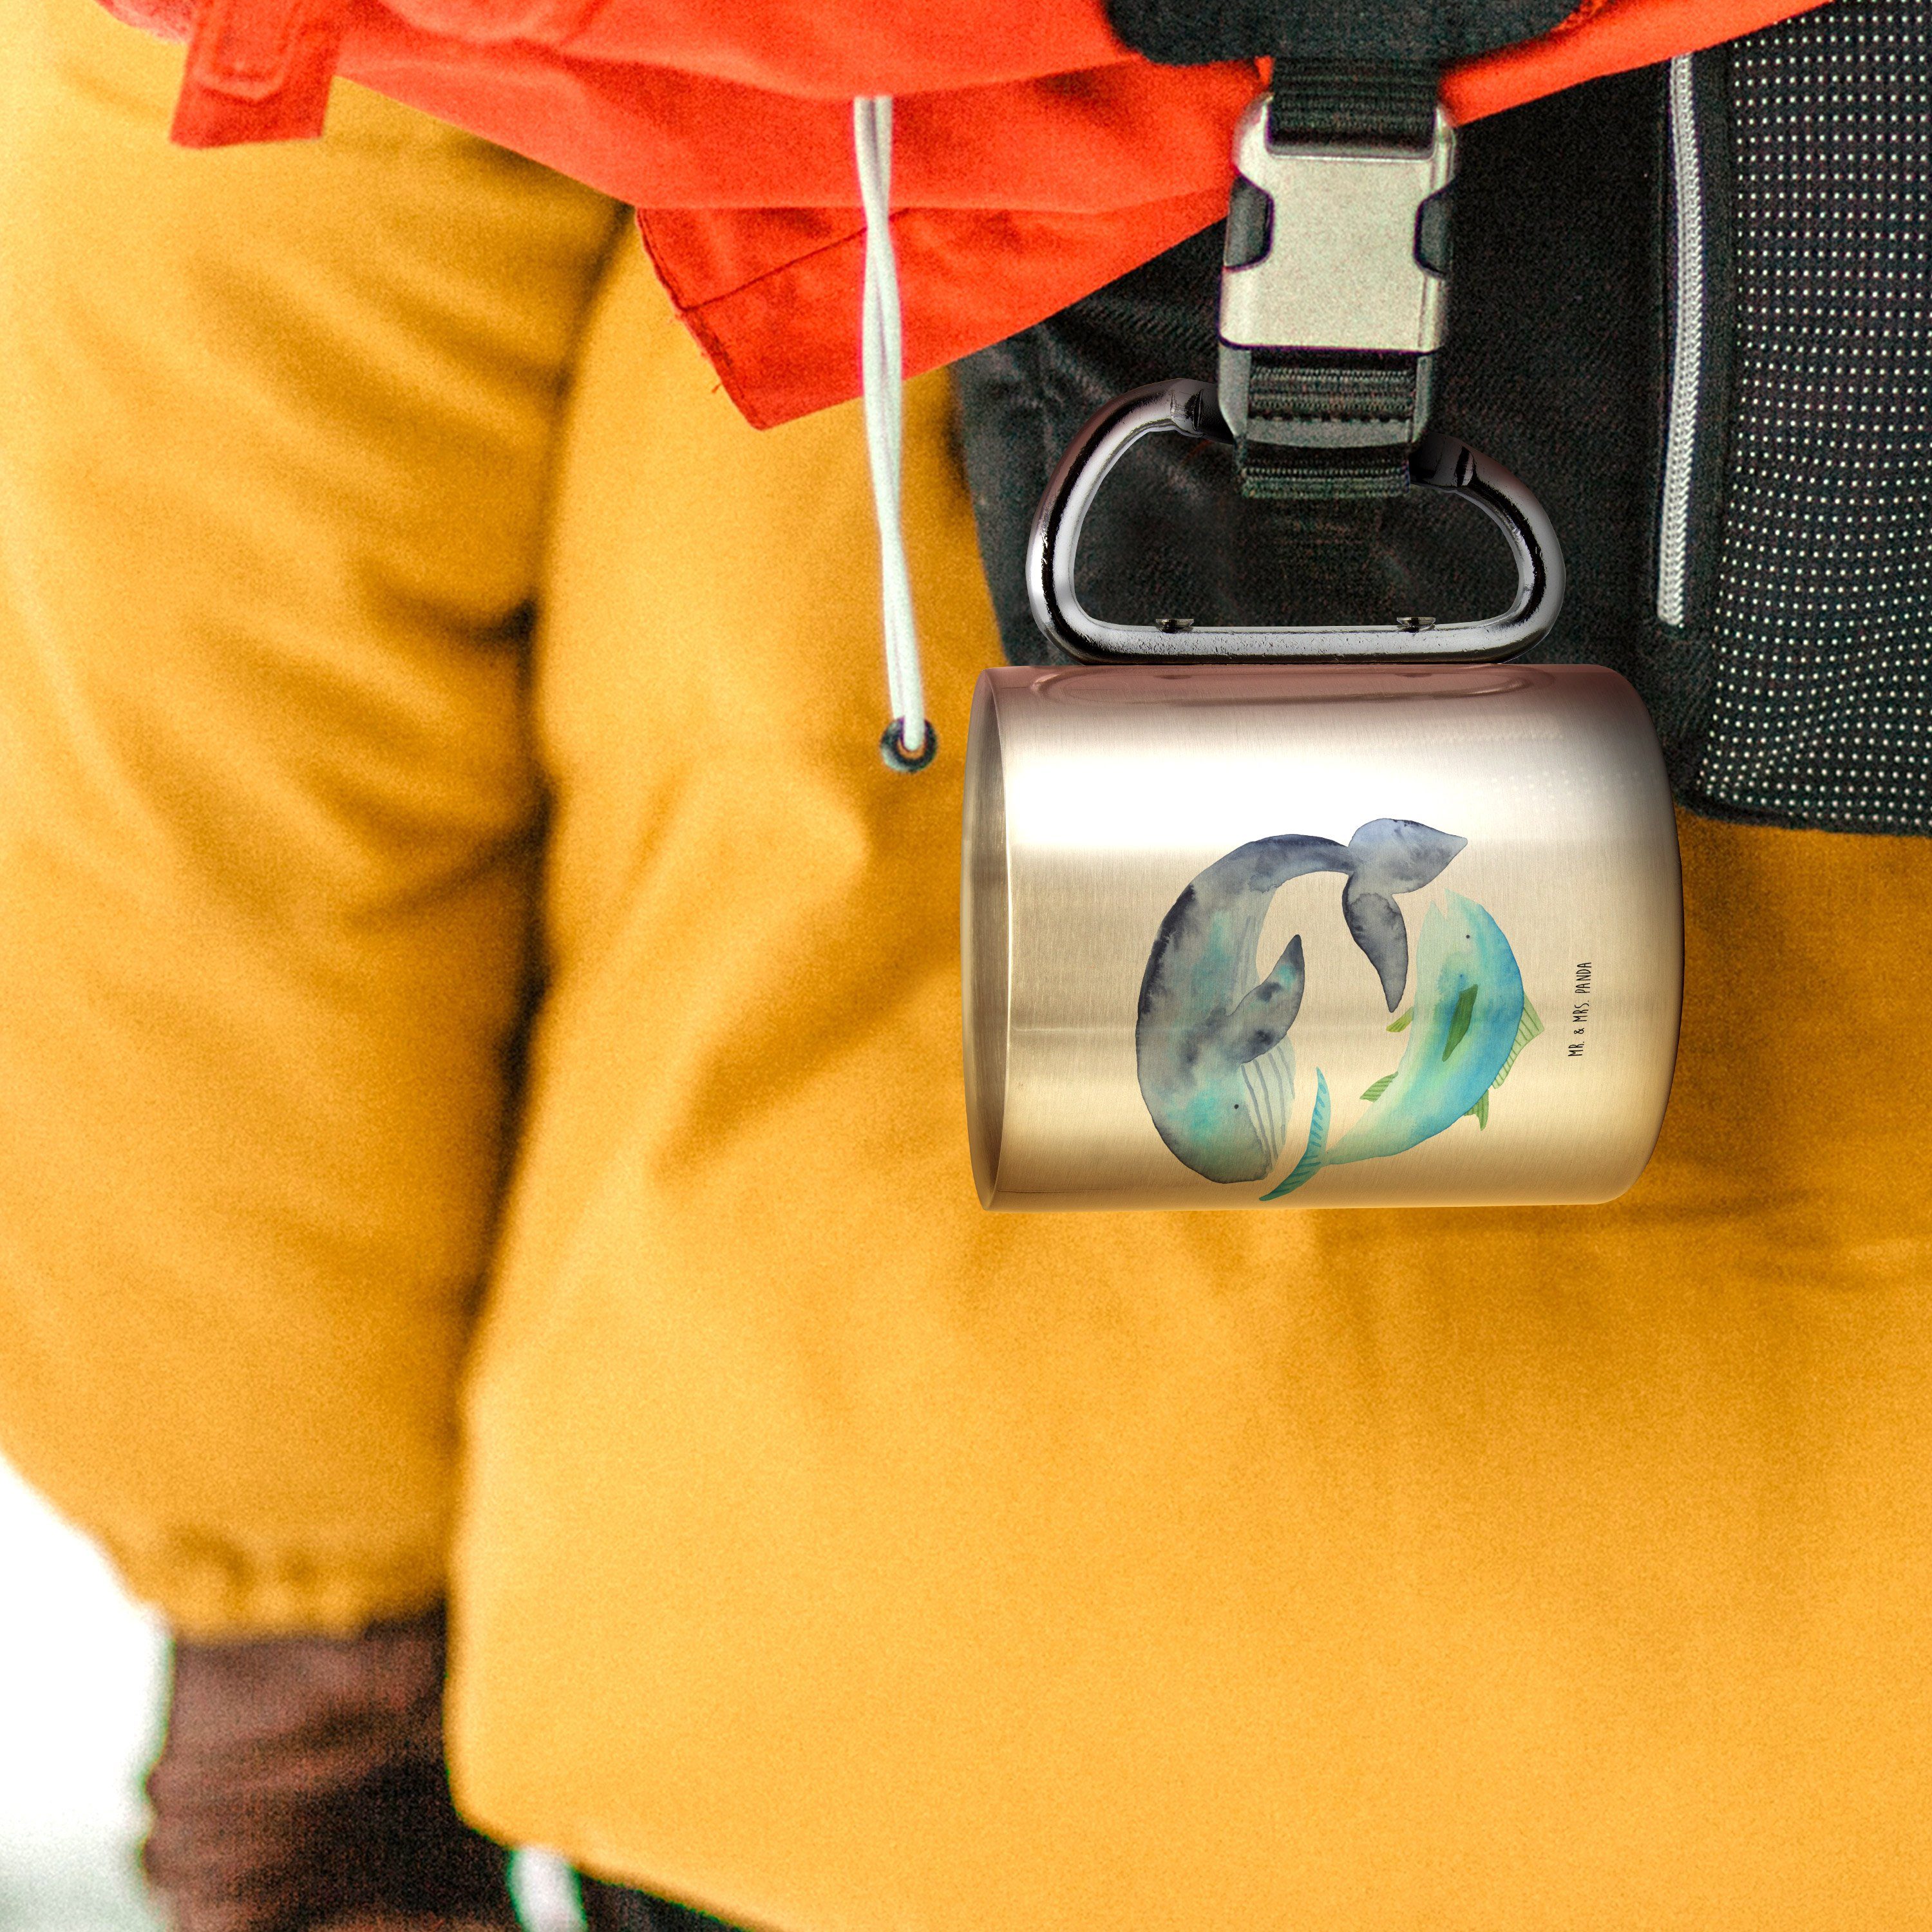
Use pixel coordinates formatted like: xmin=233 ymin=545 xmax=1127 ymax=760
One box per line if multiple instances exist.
xmin=1656 ymin=51 xmax=1704 ymax=630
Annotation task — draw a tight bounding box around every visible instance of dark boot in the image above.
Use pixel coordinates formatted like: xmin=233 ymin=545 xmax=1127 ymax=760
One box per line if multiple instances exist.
xmin=144 ymin=1605 xmax=516 ymax=1932
xmin=576 ymin=1874 xmax=744 ymax=1932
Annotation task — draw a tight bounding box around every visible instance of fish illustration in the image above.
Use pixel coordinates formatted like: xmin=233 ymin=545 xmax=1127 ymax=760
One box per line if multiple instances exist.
xmin=1136 ymin=819 xmax=1466 ymax=1184
xmin=1262 ymin=891 xmax=1525 ymax=1198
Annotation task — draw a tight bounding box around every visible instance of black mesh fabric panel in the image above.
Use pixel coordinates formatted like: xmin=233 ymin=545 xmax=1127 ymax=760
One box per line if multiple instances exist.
xmin=1694 ymin=0 xmax=1932 ymax=833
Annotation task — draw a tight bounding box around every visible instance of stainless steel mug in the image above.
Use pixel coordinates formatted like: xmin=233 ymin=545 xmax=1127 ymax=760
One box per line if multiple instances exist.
xmin=961 ymin=385 xmax=1683 ymax=1212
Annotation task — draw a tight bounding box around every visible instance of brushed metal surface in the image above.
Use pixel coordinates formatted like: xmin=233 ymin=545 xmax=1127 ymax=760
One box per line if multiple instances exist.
xmin=962 ymin=663 xmax=1683 ymax=1211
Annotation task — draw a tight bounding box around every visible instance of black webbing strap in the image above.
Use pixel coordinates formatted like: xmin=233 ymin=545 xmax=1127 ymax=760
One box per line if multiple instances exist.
xmin=1235 ymin=60 xmax=1441 ymax=502
xmin=1267 ymin=59 xmax=1436 ymax=147
xmin=1238 ymin=346 xmax=1422 ymax=499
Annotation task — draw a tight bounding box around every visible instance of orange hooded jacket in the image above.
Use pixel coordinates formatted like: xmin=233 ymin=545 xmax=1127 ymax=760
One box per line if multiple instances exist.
xmin=108 ymin=0 xmax=1832 ymax=425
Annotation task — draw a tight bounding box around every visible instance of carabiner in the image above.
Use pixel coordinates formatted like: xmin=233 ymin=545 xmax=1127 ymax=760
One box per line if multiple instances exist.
xmin=1025 ymin=379 xmax=1565 ymax=665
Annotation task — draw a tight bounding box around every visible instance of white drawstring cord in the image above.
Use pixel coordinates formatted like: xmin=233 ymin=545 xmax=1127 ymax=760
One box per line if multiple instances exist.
xmin=853 ymin=95 xmax=933 ymax=770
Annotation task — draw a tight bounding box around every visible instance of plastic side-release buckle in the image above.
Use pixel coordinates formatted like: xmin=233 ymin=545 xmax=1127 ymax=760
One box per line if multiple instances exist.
xmin=171 ymin=0 xmax=345 ymax=147
xmin=1218 ymin=91 xmax=1456 ymax=491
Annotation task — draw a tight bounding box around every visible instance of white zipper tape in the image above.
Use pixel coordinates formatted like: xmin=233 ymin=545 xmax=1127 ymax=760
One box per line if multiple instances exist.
xmin=1657 ymin=52 xmax=1705 ymax=630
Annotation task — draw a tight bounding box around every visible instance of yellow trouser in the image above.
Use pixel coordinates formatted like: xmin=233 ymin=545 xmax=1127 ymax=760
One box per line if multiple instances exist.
xmin=4 ymin=1 xmax=1932 ymax=1926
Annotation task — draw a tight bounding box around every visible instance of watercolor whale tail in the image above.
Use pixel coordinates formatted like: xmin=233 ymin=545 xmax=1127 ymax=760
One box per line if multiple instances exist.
xmin=1135 ymin=818 xmax=1466 ymax=1185
xmin=1338 ymin=818 xmax=1471 ymax=1010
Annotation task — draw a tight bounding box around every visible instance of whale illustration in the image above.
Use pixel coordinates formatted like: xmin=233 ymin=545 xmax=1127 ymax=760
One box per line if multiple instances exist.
xmin=1262 ymin=890 xmax=1526 ymax=1199
xmin=1135 ymin=819 xmax=1467 ymax=1185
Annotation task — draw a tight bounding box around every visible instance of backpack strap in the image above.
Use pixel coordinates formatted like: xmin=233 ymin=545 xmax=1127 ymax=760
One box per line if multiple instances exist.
xmin=171 ymin=0 xmax=346 ymax=147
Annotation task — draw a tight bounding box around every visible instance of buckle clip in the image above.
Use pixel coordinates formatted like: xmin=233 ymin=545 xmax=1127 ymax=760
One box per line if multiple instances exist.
xmin=1217 ymin=93 xmax=1457 ymax=448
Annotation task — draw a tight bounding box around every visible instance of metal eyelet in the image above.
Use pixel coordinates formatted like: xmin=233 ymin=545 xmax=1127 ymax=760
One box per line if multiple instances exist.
xmin=880 ymin=718 xmax=939 ymax=772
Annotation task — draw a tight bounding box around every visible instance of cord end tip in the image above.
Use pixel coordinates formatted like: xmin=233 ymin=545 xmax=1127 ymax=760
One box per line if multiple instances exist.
xmin=880 ymin=718 xmax=938 ymax=773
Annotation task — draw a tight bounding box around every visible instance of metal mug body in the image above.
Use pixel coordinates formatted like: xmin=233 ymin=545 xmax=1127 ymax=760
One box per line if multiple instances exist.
xmin=963 ymin=663 xmax=1683 ymax=1211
